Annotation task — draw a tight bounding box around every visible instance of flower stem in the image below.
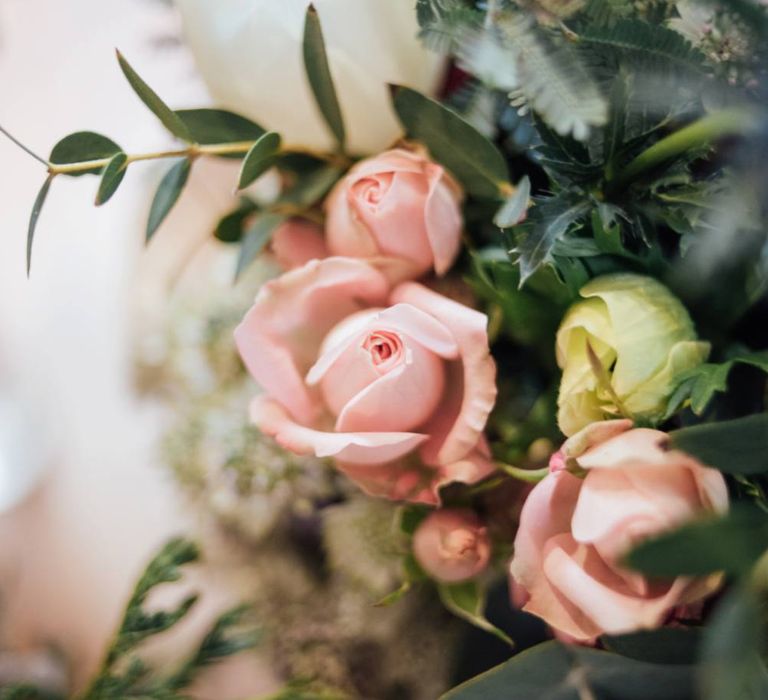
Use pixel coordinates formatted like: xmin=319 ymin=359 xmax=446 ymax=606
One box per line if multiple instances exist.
xmin=606 ymin=108 xmax=758 ymax=194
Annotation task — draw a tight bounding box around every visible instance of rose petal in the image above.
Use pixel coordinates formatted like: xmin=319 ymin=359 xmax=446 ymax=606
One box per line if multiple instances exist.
xmin=392 ymin=282 xmax=497 ymax=465
xmin=271 ymin=218 xmax=329 ymax=269
xmin=424 ymin=162 xmax=462 ymax=276
xmin=251 ymin=396 xmax=428 ymax=464
xmin=234 ymin=258 xmax=389 ymax=424
xmin=335 ymin=344 xmax=445 ymax=432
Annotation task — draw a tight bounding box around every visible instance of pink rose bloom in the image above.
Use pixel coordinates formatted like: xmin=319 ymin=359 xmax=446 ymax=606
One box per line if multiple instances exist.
xmin=510 ymin=420 xmax=728 ymax=642
xmin=324 ymin=148 xmax=463 ymax=278
xmin=234 ymin=257 xmax=497 ymax=504
xmin=413 ymin=509 xmax=491 ymax=583
xmin=271 ymin=218 xmax=329 ymax=269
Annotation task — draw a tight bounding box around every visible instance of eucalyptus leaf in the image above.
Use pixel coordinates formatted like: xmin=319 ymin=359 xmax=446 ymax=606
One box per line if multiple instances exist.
xmin=146 ymin=159 xmax=191 ymax=241
xmin=441 ymin=641 xmax=694 ymax=700
xmin=235 ymin=213 xmax=287 ymax=280
xmin=669 ymin=413 xmax=768 ymax=475
xmin=303 ymin=5 xmax=346 ymax=150
xmin=238 ymin=132 xmax=282 ymax=190
xmin=175 ymin=108 xmax=265 ymax=147
xmin=494 ymin=176 xmax=530 ymax=228
xmin=214 ymin=198 xmax=259 ymax=244
xmin=602 ymin=628 xmax=702 ymax=666
xmin=438 ymin=580 xmax=513 ymax=646
xmin=391 ymin=85 xmax=509 ymax=199
xmin=95 ymin=152 xmax=128 ymax=206
xmin=698 ymin=585 xmax=768 ymax=700
xmin=116 ymin=50 xmax=192 ymax=142
xmin=49 ymin=132 xmax=121 ymax=176
xmin=625 ymin=506 xmax=768 ymax=577
xmin=279 ymin=165 xmax=342 ymax=207
xmin=26 ymin=175 xmax=54 ymax=276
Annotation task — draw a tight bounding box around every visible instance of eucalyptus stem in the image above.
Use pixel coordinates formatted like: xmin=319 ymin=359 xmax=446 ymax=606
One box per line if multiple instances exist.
xmin=0 ymin=123 xmax=48 ymax=165
xmin=47 ymin=141 xmax=347 ymax=176
xmin=607 ymin=108 xmax=758 ymax=194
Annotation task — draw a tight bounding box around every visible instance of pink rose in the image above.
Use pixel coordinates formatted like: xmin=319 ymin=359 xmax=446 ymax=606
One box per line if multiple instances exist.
xmin=271 ymin=218 xmax=328 ymax=270
xmin=413 ymin=509 xmax=491 ymax=583
xmin=510 ymin=420 xmax=728 ymax=641
xmin=234 ymin=257 xmax=497 ymax=504
xmin=324 ymin=149 xmax=463 ymax=278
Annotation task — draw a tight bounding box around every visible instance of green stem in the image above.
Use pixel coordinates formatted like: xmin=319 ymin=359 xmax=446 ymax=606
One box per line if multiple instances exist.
xmin=48 ymin=141 xmax=348 ymax=176
xmin=497 ymin=463 xmax=550 ymax=483
xmin=607 ymin=108 xmax=758 ymax=194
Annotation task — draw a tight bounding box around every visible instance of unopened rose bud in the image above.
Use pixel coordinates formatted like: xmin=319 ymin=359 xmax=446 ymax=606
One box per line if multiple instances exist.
xmin=412 ymin=509 xmax=491 ymax=583
xmin=556 ymin=273 xmax=709 ymax=436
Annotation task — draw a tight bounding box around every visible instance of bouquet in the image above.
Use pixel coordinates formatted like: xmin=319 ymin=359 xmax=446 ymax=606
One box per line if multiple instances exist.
xmin=4 ymin=0 xmax=768 ymax=697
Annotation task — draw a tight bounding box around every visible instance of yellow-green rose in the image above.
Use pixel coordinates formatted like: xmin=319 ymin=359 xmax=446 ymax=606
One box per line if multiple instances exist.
xmin=556 ymin=273 xmax=710 ymax=436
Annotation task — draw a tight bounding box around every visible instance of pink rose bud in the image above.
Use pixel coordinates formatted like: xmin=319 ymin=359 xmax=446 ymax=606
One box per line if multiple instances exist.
xmin=324 ymin=148 xmax=463 ymax=278
xmin=413 ymin=509 xmax=491 ymax=583
xmin=271 ymin=218 xmax=329 ymax=270
xmin=234 ymin=258 xmax=497 ymax=505
xmin=510 ymin=422 xmax=729 ymax=642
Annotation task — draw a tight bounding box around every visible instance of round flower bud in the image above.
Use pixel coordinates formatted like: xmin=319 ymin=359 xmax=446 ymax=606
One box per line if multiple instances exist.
xmin=412 ymin=509 xmax=491 ymax=583
xmin=556 ymin=273 xmax=710 ymax=436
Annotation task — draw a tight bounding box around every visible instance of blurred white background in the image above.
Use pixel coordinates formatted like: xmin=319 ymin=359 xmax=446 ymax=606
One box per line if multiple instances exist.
xmin=0 ymin=0 xmax=274 ymax=695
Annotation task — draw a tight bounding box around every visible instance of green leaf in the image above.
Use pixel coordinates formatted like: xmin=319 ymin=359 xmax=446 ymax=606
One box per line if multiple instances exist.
xmin=27 ymin=175 xmax=54 ymax=276
xmin=175 ymin=108 xmax=265 ymax=147
xmin=580 ymin=20 xmax=707 ymax=77
xmin=391 ymin=85 xmax=509 ymax=199
xmin=235 ymin=213 xmax=287 ymax=280
xmin=116 ymin=50 xmax=192 ymax=142
xmin=494 ymin=176 xmax=530 ymax=228
xmin=438 ymin=580 xmax=513 ymax=647
xmin=146 ymin=159 xmax=191 ymax=241
xmin=95 ymin=152 xmax=128 ymax=206
xmin=167 ymin=604 xmax=260 ymax=690
xmin=440 ymin=641 xmax=694 ymax=700
xmin=106 ymin=537 xmax=200 ymax=665
xmin=602 ymin=628 xmax=702 ymax=665
xmin=512 ymin=195 xmax=591 ymax=284
xmin=49 ymin=131 xmax=121 ymax=176
xmin=303 ymin=5 xmax=346 ymax=150
xmin=214 ymin=198 xmax=259 ymax=244
xmin=669 ymin=413 xmax=768 ymax=475
xmin=625 ymin=506 xmax=768 ymax=577
xmin=0 ymin=687 xmax=64 ymax=700
xmin=699 ymin=585 xmax=768 ymax=700
xmin=238 ymin=132 xmax=282 ymax=190
xmin=669 ymin=352 xmax=768 ymax=416
xmin=279 ymin=165 xmax=342 ymax=207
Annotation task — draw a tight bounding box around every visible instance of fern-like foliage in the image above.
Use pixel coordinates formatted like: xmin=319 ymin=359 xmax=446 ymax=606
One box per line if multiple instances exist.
xmin=579 ymin=20 xmax=708 ymax=76
xmin=5 ymin=538 xmax=260 ymax=700
xmin=457 ymin=11 xmax=608 ymax=140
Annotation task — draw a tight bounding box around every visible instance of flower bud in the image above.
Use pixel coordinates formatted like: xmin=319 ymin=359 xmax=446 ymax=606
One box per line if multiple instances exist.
xmin=556 ymin=273 xmax=709 ymax=436
xmin=412 ymin=509 xmax=491 ymax=583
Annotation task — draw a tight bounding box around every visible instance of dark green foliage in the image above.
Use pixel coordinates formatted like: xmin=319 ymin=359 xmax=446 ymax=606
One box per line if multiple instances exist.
xmin=49 ymin=133 xmax=121 ymax=176
xmin=441 ymin=641 xmax=695 ymax=699
xmin=146 ymin=159 xmax=192 ymax=241
xmin=175 ymin=108 xmax=265 ymax=147
xmin=303 ymin=6 xmax=346 ymax=150
xmin=116 ymin=51 xmax=192 ymax=142
xmin=626 ymin=506 xmax=768 ymax=577
xmin=391 ymin=85 xmax=509 ymax=198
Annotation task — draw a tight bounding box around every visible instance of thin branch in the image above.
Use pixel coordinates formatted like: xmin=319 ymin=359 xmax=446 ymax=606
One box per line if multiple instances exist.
xmin=0 ymin=123 xmax=48 ymax=166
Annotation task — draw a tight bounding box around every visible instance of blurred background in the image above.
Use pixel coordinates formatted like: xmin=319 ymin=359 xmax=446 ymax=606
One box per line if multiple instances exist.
xmin=0 ymin=0 xmax=277 ymax=695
